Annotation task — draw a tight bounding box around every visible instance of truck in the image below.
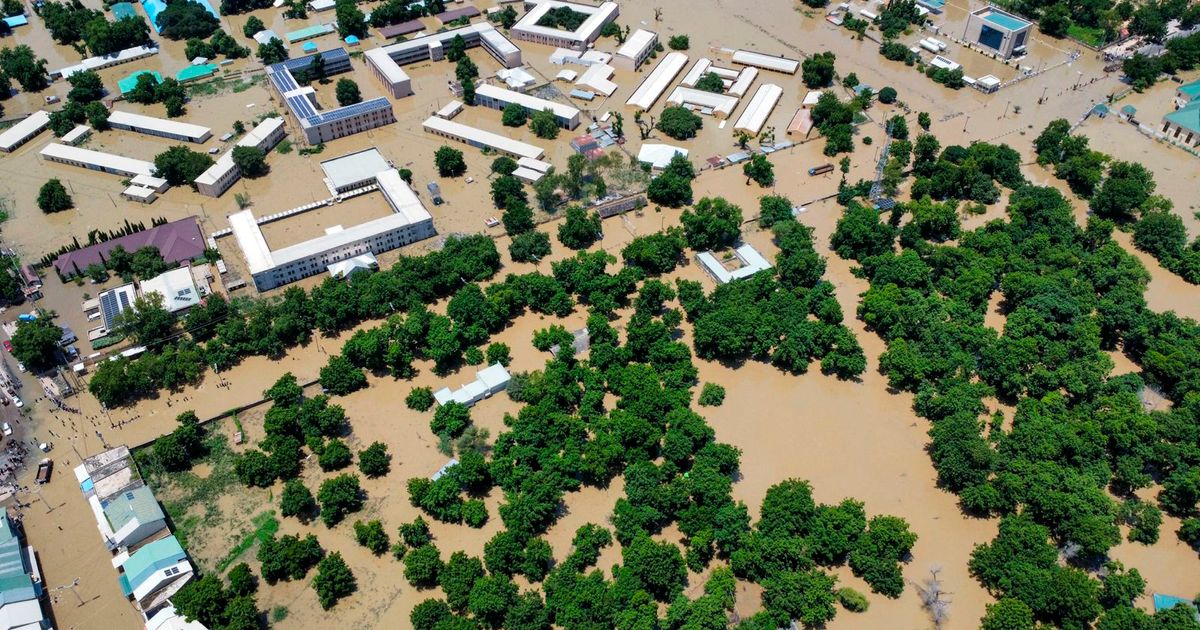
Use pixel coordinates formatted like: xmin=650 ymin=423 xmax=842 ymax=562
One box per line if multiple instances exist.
xmin=808 ymin=164 xmax=835 ymax=176
xmin=36 ymin=459 xmax=52 ymax=485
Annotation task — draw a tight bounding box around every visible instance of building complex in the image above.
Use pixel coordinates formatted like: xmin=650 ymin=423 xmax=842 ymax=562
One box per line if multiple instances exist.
xmin=229 ymin=160 xmax=435 ymax=291
xmin=267 ymin=48 xmax=396 ymax=144
xmin=963 ymin=6 xmax=1031 ymax=59
xmin=1161 ymin=79 xmax=1200 ymax=148
xmin=626 ymin=52 xmax=689 ymax=111
xmin=365 ymin=23 xmax=522 ymax=99
xmin=474 ymin=83 xmax=582 ymax=129
xmin=510 ymin=0 xmax=619 ymax=51
xmin=434 ymin=363 xmax=512 ymax=406
xmin=195 ymin=117 xmax=287 ymax=197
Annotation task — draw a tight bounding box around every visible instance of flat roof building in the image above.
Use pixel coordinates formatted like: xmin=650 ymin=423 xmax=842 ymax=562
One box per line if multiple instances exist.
xmin=696 ymin=244 xmax=773 ymax=284
xmin=731 ymin=49 xmax=800 ymax=74
xmin=267 ymin=48 xmax=397 ymax=144
xmin=734 ymin=83 xmax=783 ymax=135
xmin=0 ymin=514 xmax=50 ymax=630
xmin=365 ymin=23 xmax=522 ymax=99
xmin=475 ymin=83 xmax=582 ymax=129
xmin=107 ymin=110 xmax=213 ymax=143
xmin=613 ymin=29 xmax=657 ymax=71
xmin=230 ymin=169 xmax=435 ymax=291
xmin=422 ymin=116 xmax=544 ymax=159
xmin=51 ymin=44 xmax=158 ymax=79
xmin=40 ymin=143 xmax=156 ymax=178
xmin=963 ymin=6 xmax=1031 ymax=59
xmin=61 ymin=124 xmax=93 ymax=146
xmin=511 ymin=0 xmax=619 ymax=51
xmin=320 ymin=148 xmax=392 ymax=193
xmin=0 ymin=110 xmax=50 ymax=153
xmin=434 ymin=363 xmax=511 ymax=407
xmin=626 ymin=52 xmax=689 ymax=111
xmin=195 ymin=117 xmax=287 ymax=197
xmin=681 ymin=57 xmax=713 ymax=87
xmin=576 ymin=63 xmax=617 ymax=96
xmin=140 ymin=267 xmax=202 ymax=314
xmin=667 ymin=86 xmax=739 ymax=118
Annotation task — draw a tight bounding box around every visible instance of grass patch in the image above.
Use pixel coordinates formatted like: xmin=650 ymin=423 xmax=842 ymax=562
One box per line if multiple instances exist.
xmin=215 ymin=510 xmax=279 ymax=572
xmin=140 ymin=433 xmax=239 ymax=550
xmin=1067 ymin=23 xmax=1106 ymax=47
xmin=271 ymin=606 xmax=289 ymax=622
xmin=276 ymin=139 xmax=293 ymax=154
xmin=186 ymin=74 xmax=264 ymax=98
xmin=298 ymin=143 xmax=326 ymax=156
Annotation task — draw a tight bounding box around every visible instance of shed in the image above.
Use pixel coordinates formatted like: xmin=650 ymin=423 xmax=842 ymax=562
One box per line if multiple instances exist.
xmin=117 ymin=70 xmax=162 ymax=95
xmin=175 ymin=64 xmax=217 ymax=82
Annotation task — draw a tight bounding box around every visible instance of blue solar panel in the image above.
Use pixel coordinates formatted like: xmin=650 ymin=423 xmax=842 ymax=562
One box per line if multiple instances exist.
xmin=281 ymin=47 xmax=349 ymax=73
xmin=287 ymin=94 xmax=318 ymax=120
xmin=268 ymin=67 xmax=299 ymax=94
xmin=309 ymin=98 xmax=391 ymax=125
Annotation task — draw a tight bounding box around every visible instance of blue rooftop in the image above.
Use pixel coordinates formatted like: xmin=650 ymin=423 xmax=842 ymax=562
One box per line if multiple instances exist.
xmin=119 ymin=535 xmax=187 ymax=595
xmin=141 ymin=0 xmax=218 ymax=33
xmin=981 ymin=9 xmax=1030 ymax=31
xmin=2 ymin=14 xmax=29 ymax=27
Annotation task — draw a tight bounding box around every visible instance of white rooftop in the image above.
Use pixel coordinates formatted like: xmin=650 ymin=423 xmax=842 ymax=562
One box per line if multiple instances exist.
xmin=638 ymin=143 xmax=688 ymax=169
xmin=40 ymin=143 xmax=156 ymax=177
xmin=319 ymin=148 xmax=391 ymax=191
xmin=616 ymin=29 xmax=656 ymax=59
xmin=229 ymin=210 xmax=274 ymax=274
xmin=731 ymin=49 xmax=800 ymax=74
xmin=513 ymin=0 xmax=619 ymax=43
xmin=422 ymin=116 xmax=544 ymax=159
xmin=667 ymin=86 xmax=739 ymax=117
xmin=108 ymin=110 xmax=212 ymax=140
xmin=626 ymin=52 xmax=689 ymax=110
xmin=733 ymin=83 xmax=783 ymax=134
xmin=476 ymin=83 xmax=580 ymax=121
xmin=681 ymin=57 xmax=713 ymax=87
xmin=0 ymin=111 xmax=50 ymax=151
xmin=697 ymin=244 xmax=773 ymax=284
xmin=576 ymin=63 xmax=617 ymax=96
xmin=140 ymin=267 xmax=201 ymax=313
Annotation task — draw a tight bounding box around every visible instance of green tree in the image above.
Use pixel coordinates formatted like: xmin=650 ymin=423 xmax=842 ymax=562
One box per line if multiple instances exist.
xmin=156 ymin=0 xmax=219 ymax=40
xmin=231 ymin=146 xmax=268 ymax=178
xmin=335 ymin=78 xmax=362 ymax=106
xmin=878 ymin=86 xmax=897 ymax=104
xmin=258 ymin=37 xmax=288 ymax=64
xmin=981 ymin=598 xmax=1035 ymax=630
xmin=695 ymin=71 xmax=724 ymax=93
xmin=510 ymin=231 xmax=551 ymax=262
xmin=0 ymin=46 xmax=49 ymax=91
xmin=66 ymin=70 xmax=104 ymax=103
xmin=126 ymin=72 xmax=161 ymax=104
xmin=491 ymin=156 xmax=518 ymax=175
xmin=11 ymin=317 xmax=62 ymax=372
xmin=431 ymin=402 xmax=471 ymax=438
xmin=172 ymin=575 xmax=228 ymax=627
xmin=698 ymin=382 xmax=725 ymax=406
xmin=1091 ymin=160 xmax=1156 ymax=221
xmin=529 ymin=109 xmax=560 ymax=139
xmin=435 ymin=146 xmax=467 ymax=177
xmin=405 ymin=544 xmax=444 ymax=588
xmin=501 ymin=103 xmax=528 ymax=127
xmin=358 ymin=441 xmax=390 ymax=477
xmin=227 ymin=562 xmax=257 ymax=597
xmin=37 ymin=179 xmax=72 ymax=213
xmin=153 ymin=146 xmax=215 ymax=186
xmin=681 ymin=196 xmax=742 ymax=250
xmin=759 ymin=194 xmax=794 ymax=228
xmin=743 ymin=154 xmax=774 ymax=186
xmin=623 ymin=535 xmax=687 ymax=601
xmin=334 ymin=0 xmax=367 ymax=37
xmin=407 ymin=387 xmax=435 ymax=411
xmin=802 ymin=51 xmax=837 ymax=88
xmin=319 ymin=354 xmax=367 ymax=395
xmin=354 ymin=519 xmax=390 ymax=555
xmin=280 ymin=479 xmax=316 ymax=519
xmin=312 ymin=552 xmax=356 ymax=609
xmin=318 ymin=438 xmax=353 ymax=471
xmin=761 ymin=569 xmax=838 ymax=628
xmin=243 ymin=15 xmax=265 ymax=38
xmin=318 ymin=473 xmax=364 ymax=526
xmin=657 ymin=106 xmax=703 ymax=140
xmin=668 ymin=34 xmax=690 ymax=50
xmin=557 ymin=206 xmax=602 ymax=250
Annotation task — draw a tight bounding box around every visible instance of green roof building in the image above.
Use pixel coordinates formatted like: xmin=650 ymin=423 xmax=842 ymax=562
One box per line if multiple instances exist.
xmin=0 ymin=515 xmax=49 ymax=629
xmin=117 ymin=535 xmax=194 ymax=610
xmin=1161 ymin=100 xmax=1200 ymax=148
xmin=1177 ymin=79 xmax=1200 ymax=104
xmin=110 ymin=2 xmax=138 ymax=20
xmin=176 ymin=64 xmax=217 ymax=82
xmin=101 ymin=485 xmax=167 ymax=550
xmin=117 ymin=70 xmax=162 ymax=95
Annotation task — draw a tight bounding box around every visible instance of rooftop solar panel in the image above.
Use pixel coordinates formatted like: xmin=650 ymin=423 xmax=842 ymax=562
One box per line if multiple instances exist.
xmin=287 ymin=94 xmax=318 ymax=120
xmin=309 ymin=98 xmax=391 ymax=125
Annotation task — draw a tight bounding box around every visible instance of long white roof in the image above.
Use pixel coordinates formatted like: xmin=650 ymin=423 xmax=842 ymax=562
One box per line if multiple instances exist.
xmin=733 ymin=83 xmax=783 ymax=134
xmin=626 ymin=52 xmax=688 ymax=110
xmin=108 ymin=110 xmax=212 ymax=140
xmin=229 ymin=210 xmax=274 ymax=274
xmin=731 ymin=50 xmax=800 ymax=74
xmin=667 ymin=87 xmax=739 ymax=117
xmin=616 ymin=29 xmax=656 ymax=59
xmin=238 ymin=117 xmax=285 ymax=150
xmin=0 ymin=111 xmax=50 ymax=151
xmin=422 ymin=116 xmax=544 ymax=159
xmin=376 ymin=169 xmax=433 ymax=225
xmin=40 ymin=143 xmax=156 ymax=177
xmin=728 ymin=67 xmax=758 ymax=97
xmin=576 ymin=63 xmax=616 ymax=96
xmin=681 ymin=58 xmax=713 ymax=87
xmin=475 ymin=83 xmax=580 ymax=120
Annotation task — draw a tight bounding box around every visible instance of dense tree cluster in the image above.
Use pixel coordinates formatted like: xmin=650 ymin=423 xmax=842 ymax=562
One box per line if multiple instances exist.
xmin=647 ymin=154 xmax=697 ymax=208
xmin=156 ymin=0 xmax=220 ymax=40
xmin=172 ymin=570 xmax=261 ymax=629
xmin=40 ymin=2 xmax=151 ymax=56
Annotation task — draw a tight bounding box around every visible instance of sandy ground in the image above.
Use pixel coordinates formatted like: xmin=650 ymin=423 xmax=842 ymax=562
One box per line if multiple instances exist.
xmin=0 ymin=0 xmax=1198 ymax=627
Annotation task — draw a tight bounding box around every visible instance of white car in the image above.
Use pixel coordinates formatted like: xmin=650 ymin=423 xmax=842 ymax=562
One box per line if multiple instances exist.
xmin=12 ymin=397 xmax=22 ymax=409
xmin=1 ymin=423 xmax=10 ymax=436
xmin=17 ymin=363 xmax=24 ymax=373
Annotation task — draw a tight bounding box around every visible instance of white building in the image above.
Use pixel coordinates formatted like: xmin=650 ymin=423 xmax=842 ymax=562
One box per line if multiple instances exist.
xmin=666 ymin=86 xmax=739 ymax=118
xmin=576 ymin=63 xmax=617 ymax=96
xmin=365 ymin=23 xmax=522 ymax=99
xmin=638 ymin=143 xmax=688 ymax=170
xmin=267 ymin=48 xmax=396 ymax=145
xmin=613 ymin=28 xmax=657 ymax=71
xmin=681 ymin=57 xmax=713 ymax=87
xmin=195 ymin=117 xmax=287 ymax=197
xmin=511 ymin=0 xmax=619 ymax=51
xmin=0 ymin=111 xmax=50 ymax=153
xmin=51 ymin=44 xmax=158 ymax=79
xmin=40 ymin=143 xmax=156 ymax=178
xmin=733 ymin=83 xmax=783 ymax=135
xmin=113 ymin=535 xmax=194 ymax=615
xmin=60 ymin=124 xmax=92 ymax=146
xmin=626 ymin=52 xmax=689 ymax=111
xmin=728 ymin=67 xmax=758 ymax=97
xmin=731 ymin=49 xmax=800 ymax=74
xmin=475 ymin=83 xmax=582 ymax=129
xmin=696 ymin=244 xmax=773 ymax=284
xmin=319 ymin=148 xmax=392 ymax=193
xmin=107 ymin=111 xmax=213 ymax=143
xmin=434 ymin=363 xmax=511 ymax=406
xmin=73 ymin=447 xmax=167 ymax=551
xmin=139 ymin=267 xmax=203 ymax=314
xmin=230 ymin=169 xmax=435 ymax=291
xmin=422 ymin=116 xmax=544 ymax=159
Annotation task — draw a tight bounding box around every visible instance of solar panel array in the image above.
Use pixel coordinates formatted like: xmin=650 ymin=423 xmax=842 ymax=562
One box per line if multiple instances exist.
xmin=306 ymin=97 xmax=390 ymax=126
xmin=267 ymin=66 xmax=298 ymax=93
xmin=287 ymin=94 xmax=318 ymax=120
xmin=99 ymin=288 xmax=133 ymax=331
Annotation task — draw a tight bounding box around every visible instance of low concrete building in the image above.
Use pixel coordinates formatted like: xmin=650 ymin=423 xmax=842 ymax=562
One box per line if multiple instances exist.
xmin=1161 ymin=100 xmax=1200 ymax=148
xmin=40 ymin=143 xmax=156 ymax=178
xmin=0 ymin=111 xmax=50 ymax=153
xmin=962 ymin=6 xmax=1031 ymax=59
xmin=422 ymin=116 xmax=544 ymax=159
xmin=139 ymin=267 xmax=203 ymax=314
xmin=0 ymin=514 xmax=50 ymax=630
xmin=195 ymin=117 xmax=287 ymax=197
xmin=434 ymin=363 xmax=511 ymax=407
xmin=74 ymin=448 xmax=167 ymax=550
xmin=475 ymin=83 xmax=581 ymax=129
xmin=115 ymin=535 xmax=194 ymax=616
xmin=267 ymin=48 xmax=395 ymax=144
xmin=365 ymin=23 xmax=522 ymax=99
xmin=626 ymin=52 xmax=689 ymax=111
xmin=107 ymin=110 xmax=212 ymax=143
xmin=696 ymin=244 xmax=773 ymax=284
xmin=613 ymin=28 xmax=657 ymax=71
xmin=319 ymin=148 xmax=393 ymax=194
xmin=512 ymin=0 xmax=618 ymax=51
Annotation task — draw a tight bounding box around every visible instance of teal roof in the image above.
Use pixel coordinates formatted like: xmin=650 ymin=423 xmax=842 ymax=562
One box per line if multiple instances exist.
xmin=120 ymin=535 xmax=187 ymax=593
xmin=1179 ymin=79 xmax=1200 ymax=100
xmin=117 ymin=70 xmax=162 ymax=95
xmin=102 ymin=485 xmax=164 ymax=533
xmin=982 ymin=9 xmax=1030 ymax=31
xmin=1165 ymin=100 xmax=1200 ymax=135
xmin=111 ymin=2 xmax=137 ymax=19
xmin=176 ymin=64 xmax=217 ymax=81
xmin=1120 ymin=104 xmax=1136 ymax=115
xmin=287 ymin=23 xmax=335 ymax=43
xmin=0 ymin=516 xmax=35 ymax=606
